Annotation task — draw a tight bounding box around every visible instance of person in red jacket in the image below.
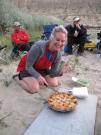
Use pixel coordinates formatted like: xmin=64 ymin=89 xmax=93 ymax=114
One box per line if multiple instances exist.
xmin=11 ymin=22 xmax=31 ymax=57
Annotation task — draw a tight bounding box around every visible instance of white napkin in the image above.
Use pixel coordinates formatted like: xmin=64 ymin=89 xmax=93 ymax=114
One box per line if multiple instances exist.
xmin=72 ymin=87 xmax=88 ymax=98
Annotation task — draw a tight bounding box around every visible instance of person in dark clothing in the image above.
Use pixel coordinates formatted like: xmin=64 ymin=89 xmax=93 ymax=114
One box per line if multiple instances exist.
xmin=97 ymin=31 xmax=101 ymax=49
xmin=65 ymin=17 xmax=87 ymax=55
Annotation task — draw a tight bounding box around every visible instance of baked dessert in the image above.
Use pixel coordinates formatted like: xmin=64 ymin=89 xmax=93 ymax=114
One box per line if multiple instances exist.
xmin=48 ymin=92 xmax=78 ymax=112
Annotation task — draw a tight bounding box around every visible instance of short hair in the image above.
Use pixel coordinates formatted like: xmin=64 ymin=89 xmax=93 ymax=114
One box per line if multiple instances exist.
xmin=49 ymin=25 xmax=67 ymax=40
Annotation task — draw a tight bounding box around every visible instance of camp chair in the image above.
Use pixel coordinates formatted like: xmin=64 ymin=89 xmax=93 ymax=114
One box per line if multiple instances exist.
xmin=41 ymin=24 xmax=58 ymax=40
xmin=10 ymin=41 xmax=34 ymax=59
xmin=84 ymin=33 xmax=96 ymax=49
xmin=84 ymin=42 xmax=96 ymax=49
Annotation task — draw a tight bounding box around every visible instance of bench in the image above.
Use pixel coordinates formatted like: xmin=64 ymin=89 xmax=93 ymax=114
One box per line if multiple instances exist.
xmin=24 ymin=95 xmax=97 ymax=135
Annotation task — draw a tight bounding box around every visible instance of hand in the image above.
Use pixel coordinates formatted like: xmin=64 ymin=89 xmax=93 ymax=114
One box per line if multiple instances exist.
xmin=76 ymin=23 xmax=81 ymax=29
xmin=37 ymin=76 xmax=48 ymax=86
xmin=60 ymin=64 xmax=71 ymax=74
xmin=74 ymin=30 xmax=78 ymax=37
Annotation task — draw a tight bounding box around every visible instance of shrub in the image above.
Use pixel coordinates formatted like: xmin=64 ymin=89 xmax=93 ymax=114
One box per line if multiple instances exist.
xmin=0 ymin=0 xmax=63 ymax=33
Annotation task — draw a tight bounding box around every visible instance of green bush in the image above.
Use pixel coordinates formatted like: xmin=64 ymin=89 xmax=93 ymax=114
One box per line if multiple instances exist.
xmin=0 ymin=33 xmax=12 ymax=48
xmin=0 ymin=0 xmax=64 ymax=48
xmin=0 ymin=0 xmax=63 ymax=32
xmin=0 ymin=30 xmax=41 ymax=48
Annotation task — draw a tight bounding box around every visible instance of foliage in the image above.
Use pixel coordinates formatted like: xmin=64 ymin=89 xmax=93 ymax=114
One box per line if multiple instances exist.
xmin=0 ymin=0 xmax=10 ymax=32
xmin=96 ymin=4 xmax=101 ymax=14
xmin=29 ymin=30 xmax=42 ymax=42
xmin=68 ymin=56 xmax=80 ymax=71
xmin=0 ymin=33 xmax=11 ymax=47
xmin=0 ymin=0 xmax=63 ymax=33
xmin=0 ymin=30 xmax=41 ymax=49
xmin=0 ymin=30 xmax=41 ymax=66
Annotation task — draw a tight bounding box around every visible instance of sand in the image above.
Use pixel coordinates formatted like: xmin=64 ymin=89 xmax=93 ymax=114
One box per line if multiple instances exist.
xmin=0 ymin=50 xmax=101 ymax=135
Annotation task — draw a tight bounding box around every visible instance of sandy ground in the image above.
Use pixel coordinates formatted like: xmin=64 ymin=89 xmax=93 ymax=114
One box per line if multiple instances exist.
xmin=0 ymin=50 xmax=101 ymax=135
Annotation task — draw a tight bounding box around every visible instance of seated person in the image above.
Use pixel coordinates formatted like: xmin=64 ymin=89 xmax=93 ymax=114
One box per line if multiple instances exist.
xmin=85 ymin=34 xmax=92 ymax=43
xmin=65 ymin=17 xmax=87 ymax=55
xmin=96 ymin=31 xmax=101 ymax=49
xmin=11 ymin=22 xmax=31 ymax=57
xmin=13 ymin=25 xmax=70 ymax=94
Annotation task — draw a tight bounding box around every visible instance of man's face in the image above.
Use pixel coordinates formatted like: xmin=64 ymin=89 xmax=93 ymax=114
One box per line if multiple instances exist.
xmin=14 ymin=26 xmax=21 ymax=31
xmin=50 ymin=32 xmax=67 ymax=51
xmin=74 ymin=20 xmax=80 ymax=25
